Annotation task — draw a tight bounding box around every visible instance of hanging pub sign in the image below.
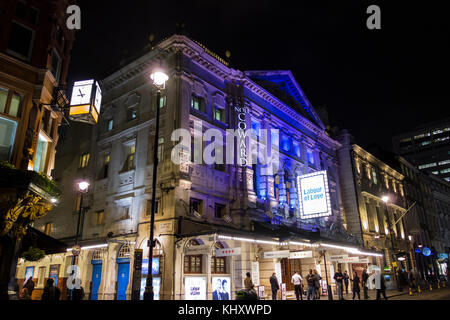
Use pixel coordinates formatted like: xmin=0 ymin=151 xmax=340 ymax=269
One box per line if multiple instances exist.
xmin=69 ymin=79 xmax=102 ymax=124
xmin=297 ymin=171 xmax=332 ymax=219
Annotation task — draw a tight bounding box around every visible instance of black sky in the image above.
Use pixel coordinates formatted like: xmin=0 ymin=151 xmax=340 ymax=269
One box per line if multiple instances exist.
xmin=68 ymin=0 xmax=450 ymax=150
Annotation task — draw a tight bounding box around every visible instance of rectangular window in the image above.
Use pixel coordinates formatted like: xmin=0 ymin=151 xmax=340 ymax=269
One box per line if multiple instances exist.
xmin=0 ymin=116 xmax=18 ymax=161
xmin=146 ymin=199 xmax=159 ymax=216
xmin=211 ymin=256 xmax=226 ymax=274
xmin=191 ymin=96 xmax=204 ymax=112
xmin=37 ymin=266 xmax=46 ymax=287
xmin=418 ymin=163 xmax=437 ymax=169
xmin=44 ymin=223 xmax=52 ymax=236
xmin=372 ymin=168 xmax=378 ymax=184
xmin=159 ymin=95 xmax=167 ymax=108
xmin=102 ymin=154 xmax=110 ymax=179
xmin=190 ymin=198 xmax=203 ymax=216
xmin=9 ymin=93 xmax=22 ymax=117
xmin=281 ymin=135 xmax=290 ymax=152
xmin=7 ymin=21 xmax=35 ymax=60
xmin=0 ymin=88 xmax=8 ymax=114
xmin=184 ymin=255 xmax=202 ymax=274
xmin=438 ymin=160 xmax=450 ymax=166
xmin=107 ymin=119 xmax=113 ymax=131
xmin=34 ymin=133 xmax=50 ymax=173
xmin=293 ymin=142 xmax=301 ymax=158
xmin=128 ymin=108 xmax=137 ymax=121
xmin=50 ymin=48 xmax=61 ymax=83
xmin=271 ymin=129 xmax=279 ymax=147
xmin=157 ymin=137 xmax=164 ymax=162
xmin=214 ymin=204 xmax=225 ymax=219
xmin=79 ymin=153 xmax=90 ymax=168
xmin=307 ymin=150 xmax=315 ymax=165
xmin=122 ymin=206 xmax=130 ymax=220
xmin=96 ymin=211 xmax=104 ymax=225
xmin=124 ymin=145 xmax=135 ymax=171
xmin=214 ymin=108 xmax=225 ymax=123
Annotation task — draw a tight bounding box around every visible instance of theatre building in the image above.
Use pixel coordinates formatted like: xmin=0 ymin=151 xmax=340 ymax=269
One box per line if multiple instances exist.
xmin=25 ymin=34 xmax=382 ymax=300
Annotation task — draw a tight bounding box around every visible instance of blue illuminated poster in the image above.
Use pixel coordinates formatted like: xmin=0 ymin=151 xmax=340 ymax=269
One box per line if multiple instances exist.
xmin=25 ymin=266 xmax=34 ymax=281
xmin=49 ymin=264 xmax=60 ymax=286
xmin=141 ymin=258 xmax=159 ymax=275
xmin=139 ymin=277 xmax=160 ymax=300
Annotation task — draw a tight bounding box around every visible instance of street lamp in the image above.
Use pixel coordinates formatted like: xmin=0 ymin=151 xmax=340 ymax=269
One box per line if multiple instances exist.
xmin=70 ymin=179 xmax=89 ymax=300
xmin=381 ymin=195 xmax=400 ymax=291
xmin=143 ymin=69 xmax=168 ymax=300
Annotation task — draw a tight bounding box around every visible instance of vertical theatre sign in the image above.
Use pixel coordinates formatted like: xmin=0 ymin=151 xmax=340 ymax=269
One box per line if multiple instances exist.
xmin=235 ymin=100 xmax=248 ymax=166
xmin=297 ymin=170 xmax=332 ymax=219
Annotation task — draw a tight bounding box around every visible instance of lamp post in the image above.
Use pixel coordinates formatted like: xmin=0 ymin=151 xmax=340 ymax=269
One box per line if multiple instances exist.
xmin=321 ymin=250 xmax=333 ymax=300
xmin=70 ymin=179 xmax=89 ymax=300
xmin=143 ymin=70 xmax=168 ymax=300
xmin=382 ymin=195 xmax=400 ymax=290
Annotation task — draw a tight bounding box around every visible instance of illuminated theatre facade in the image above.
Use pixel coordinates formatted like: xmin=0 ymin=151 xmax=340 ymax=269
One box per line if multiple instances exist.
xmin=26 ymin=35 xmax=383 ymax=300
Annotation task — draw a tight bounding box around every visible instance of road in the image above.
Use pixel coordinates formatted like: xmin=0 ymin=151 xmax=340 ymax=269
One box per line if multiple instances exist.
xmin=388 ymin=287 xmax=450 ymax=300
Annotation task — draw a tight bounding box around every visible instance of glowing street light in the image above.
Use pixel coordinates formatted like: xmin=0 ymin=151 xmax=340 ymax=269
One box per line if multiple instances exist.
xmin=77 ymin=180 xmax=90 ymax=192
xmin=144 ymin=69 xmax=169 ymax=301
xmin=382 ymin=195 xmax=389 ymax=203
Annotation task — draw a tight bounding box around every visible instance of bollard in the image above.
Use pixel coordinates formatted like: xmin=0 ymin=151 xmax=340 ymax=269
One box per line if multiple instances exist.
xmin=418 ymin=285 xmax=421 ymax=293
xmin=409 ymin=287 xmax=413 ymax=296
xmin=438 ymin=282 xmax=440 ymax=289
xmin=429 ymin=284 xmax=432 ymax=291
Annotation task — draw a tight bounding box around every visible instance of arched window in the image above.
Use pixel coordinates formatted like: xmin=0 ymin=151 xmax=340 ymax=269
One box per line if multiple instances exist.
xmin=92 ymin=249 xmax=103 ymax=261
xmin=211 ymin=242 xmax=226 ymax=274
xmin=118 ymin=244 xmax=131 ymax=259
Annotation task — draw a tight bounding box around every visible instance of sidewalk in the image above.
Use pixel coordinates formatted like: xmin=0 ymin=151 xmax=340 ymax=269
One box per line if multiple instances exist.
xmin=285 ymin=284 xmax=449 ymax=300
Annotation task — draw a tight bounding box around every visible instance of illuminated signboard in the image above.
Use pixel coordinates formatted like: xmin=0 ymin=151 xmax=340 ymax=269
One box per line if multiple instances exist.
xmin=69 ymin=79 xmax=102 ymax=124
xmin=185 ymin=276 xmax=207 ymax=300
xmin=297 ymin=170 xmax=332 ymax=219
xmin=212 ymin=276 xmax=231 ymax=300
xmin=141 ymin=258 xmax=160 ymax=275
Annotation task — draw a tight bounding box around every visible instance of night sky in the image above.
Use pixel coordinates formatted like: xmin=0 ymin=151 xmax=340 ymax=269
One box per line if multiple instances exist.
xmin=68 ymin=1 xmax=450 ymax=150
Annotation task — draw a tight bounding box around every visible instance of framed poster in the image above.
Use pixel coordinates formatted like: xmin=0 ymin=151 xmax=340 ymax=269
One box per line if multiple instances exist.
xmin=281 ymin=283 xmax=287 ymax=300
xmin=142 ymin=258 xmax=160 ymax=275
xmin=25 ymin=266 xmax=34 ymax=281
xmin=257 ymin=285 xmax=265 ymax=300
xmin=184 ymin=276 xmax=207 ymax=300
xmin=211 ymin=276 xmax=231 ymax=300
xmin=49 ymin=264 xmax=60 ymax=286
xmin=139 ymin=277 xmax=161 ymax=300
xmin=297 ymin=171 xmax=332 ymax=219
xmin=251 ymin=261 xmax=260 ymax=286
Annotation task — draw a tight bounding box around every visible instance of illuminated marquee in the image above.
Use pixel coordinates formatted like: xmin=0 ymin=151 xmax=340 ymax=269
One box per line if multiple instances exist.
xmin=297 ymin=170 xmax=332 ymax=219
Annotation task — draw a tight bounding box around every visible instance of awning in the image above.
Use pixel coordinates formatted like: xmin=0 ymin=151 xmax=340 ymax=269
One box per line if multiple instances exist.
xmin=21 ymin=227 xmax=67 ymax=254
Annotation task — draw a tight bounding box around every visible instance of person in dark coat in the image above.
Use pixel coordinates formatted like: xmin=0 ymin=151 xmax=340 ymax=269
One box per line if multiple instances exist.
xmin=269 ymin=273 xmax=279 ymax=300
xmin=351 ymin=271 xmax=361 ymax=300
xmin=23 ymin=277 xmax=35 ymax=299
xmin=41 ymin=278 xmax=61 ymax=301
xmin=362 ymin=268 xmax=369 ymax=299
xmin=343 ymin=271 xmax=350 ymax=294
xmin=334 ymin=269 xmax=344 ymax=300
xmin=72 ymin=285 xmax=85 ymax=300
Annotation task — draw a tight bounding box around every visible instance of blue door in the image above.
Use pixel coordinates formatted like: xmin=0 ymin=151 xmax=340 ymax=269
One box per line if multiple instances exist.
xmin=91 ymin=260 xmax=102 ymax=300
xmin=117 ymin=262 xmax=130 ymax=300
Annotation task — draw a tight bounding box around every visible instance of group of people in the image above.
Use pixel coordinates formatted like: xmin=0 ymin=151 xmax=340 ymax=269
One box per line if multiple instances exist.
xmin=334 ymin=267 xmax=388 ymax=300
xmin=289 ymin=269 xmax=322 ymax=300
xmin=13 ymin=277 xmax=84 ymax=300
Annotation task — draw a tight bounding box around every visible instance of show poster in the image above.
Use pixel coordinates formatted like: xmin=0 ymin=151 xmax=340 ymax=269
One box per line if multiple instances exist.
xmin=49 ymin=264 xmax=60 ymax=286
xmin=25 ymin=266 xmax=34 ymax=281
xmin=139 ymin=277 xmax=161 ymax=300
xmin=211 ymin=276 xmax=231 ymax=300
xmin=184 ymin=276 xmax=206 ymax=300
xmin=141 ymin=257 xmax=159 ymax=275
xmin=297 ymin=170 xmax=332 ymax=219
xmin=257 ymin=285 xmax=265 ymax=300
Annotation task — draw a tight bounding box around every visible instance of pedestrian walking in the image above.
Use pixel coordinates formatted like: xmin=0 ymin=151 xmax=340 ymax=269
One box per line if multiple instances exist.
xmin=314 ymin=269 xmax=321 ymax=300
xmin=270 ymin=273 xmax=279 ymax=300
xmin=374 ymin=271 xmax=387 ymax=300
xmin=351 ymin=271 xmax=361 ymax=300
xmin=23 ymin=277 xmax=35 ymax=300
xmin=362 ymin=268 xmax=369 ymax=299
xmin=291 ymin=271 xmax=303 ymax=300
xmin=305 ymin=269 xmax=316 ymax=300
xmin=343 ymin=270 xmax=350 ymax=294
xmin=41 ymin=278 xmax=61 ymax=300
xmin=334 ymin=268 xmax=345 ymax=300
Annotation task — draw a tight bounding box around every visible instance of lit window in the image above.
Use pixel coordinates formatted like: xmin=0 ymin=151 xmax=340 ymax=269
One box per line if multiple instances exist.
xmin=191 ymin=96 xmax=204 ymax=112
xmin=107 ymin=119 xmax=113 ymax=131
xmin=214 ymin=108 xmax=225 ymax=123
xmin=307 ymin=150 xmax=315 ymax=165
xmin=159 ymin=95 xmax=167 ymax=108
xmin=372 ymin=169 xmax=378 ymax=184
xmin=96 ymin=211 xmax=104 ymax=225
xmin=0 ymin=88 xmax=7 ymax=113
xmin=271 ymin=129 xmax=279 ymax=148
xmin=438 ymin=160 xmax=450 ymax=166
xmin=0 ymin=116 xmax=18 ymax=161
xmin=79 ymin=153 xmax=90 ymax=168
xmin=50 ymin=48 xmax=61 ymax=83
xmin=102 ymin=154 xmax=110 ymax=179
xmin=440 ymin=168 xmax=450 ymax=174
xmin=34 ymin=133 xmax=50 ymax=173
xmin=44 ymin=223 xmax=53 ymax=236
xmin=37 ymin=266 xmax=46 ymax=287
xmin=184 ymin=255 xmax=202 ymax=274
xmin=293 ymin=142 xmax=301 ymax=158
xmin=418 ymin=163 xmax=437 ymax=169
xmin=281 ymin=135 xmax=290 ymax=152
